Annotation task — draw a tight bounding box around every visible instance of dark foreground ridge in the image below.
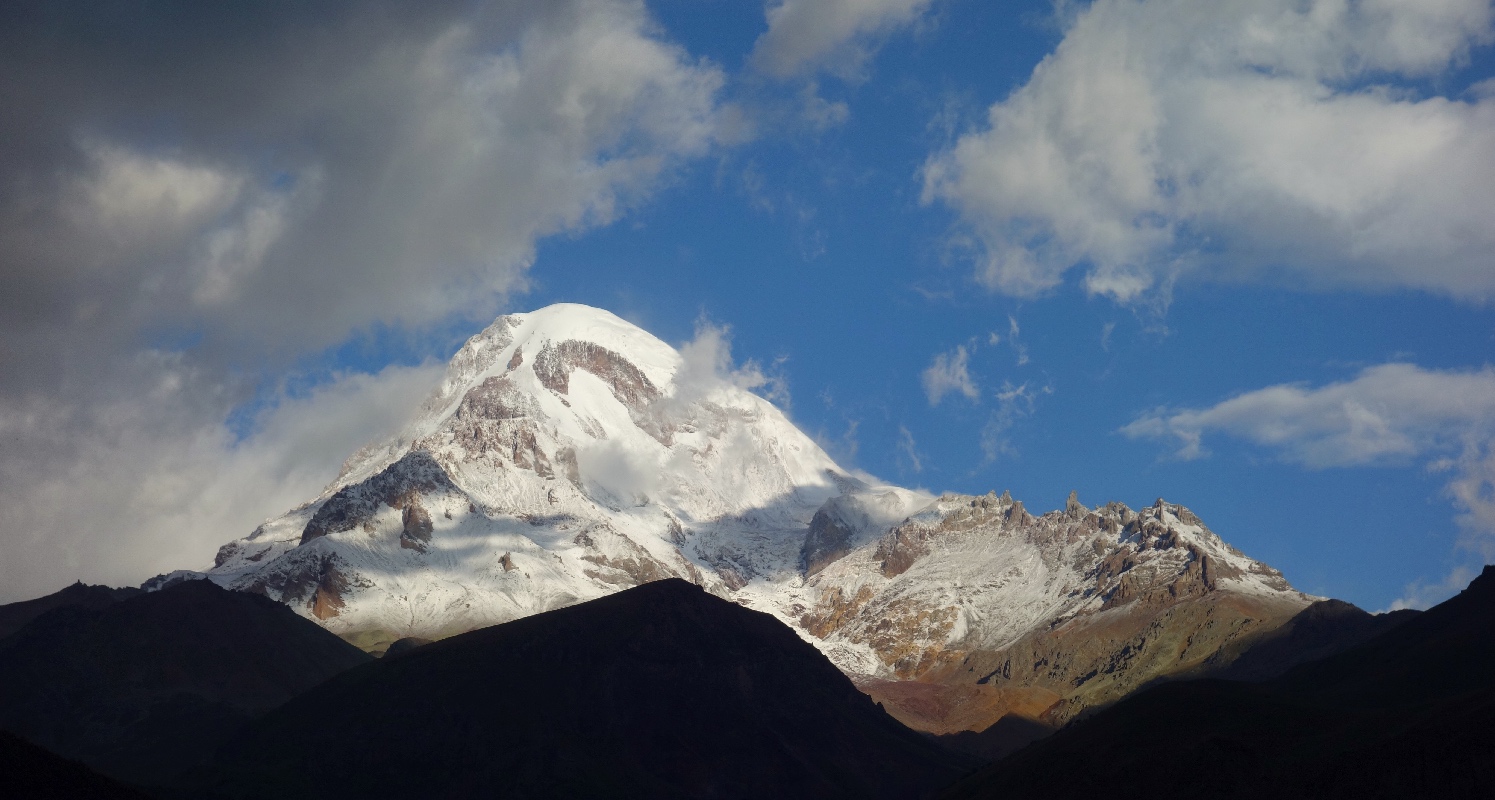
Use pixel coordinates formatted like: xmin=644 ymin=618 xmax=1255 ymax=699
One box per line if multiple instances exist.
xmin=0 ymin=730 xmax=154 ymax=800
xmin=0 ymin=581 xmax=142 ymax=640
xmin=207 ymin=578 xmax=973 ymax=799
xmin=0 ymin=579 xmax=372 ymax=787
xmin=942 ymin=565 xmax=1495 ymax=799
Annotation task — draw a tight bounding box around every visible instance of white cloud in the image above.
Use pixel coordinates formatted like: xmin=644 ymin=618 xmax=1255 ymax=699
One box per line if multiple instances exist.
xmin=0 ymin=360 xmax=444 ymax=603
xmin=1121 ymin=363 xmax=1495 ymax=467
xmin=922 ymin=344 xmax=978 ymax=405
xmin=799 ymin=81 xmax=851 ymax=130
xmin=922 ymin=0 xmax=1495 ymax=303
xmin=669 ymin=318 xmax=791 ymax=411
xmin=1122 ymin=363 xmax=1495 ymax=567
xmin=1386 ymin=564 xmax=1480 ymax=611
xmin=897 ymin=424 xmax=924 ymax=473
xmin=751 ymin=0 xmax=937 ymax=79
xmin=1007 ymin=315 xmax=1029 ymax=366
xmin=981 ymin=380 xmax=1050 ymax=463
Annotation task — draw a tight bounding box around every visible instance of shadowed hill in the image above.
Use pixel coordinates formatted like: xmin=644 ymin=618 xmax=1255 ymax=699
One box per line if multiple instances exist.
xmin=0 ymin=730 xmax=155 ymax=800
xmin=1206 ymin=598 xmax=1419 ymax=681
xmin=208 ymin=578 xmax=974 ymax=800
xmin=941 ymin=566 xmax=1495 ymax=799
xmin=0 ymin=579 xmax=372 ymax=788
xmin=0 ymin=582 xmax=142 ymax=641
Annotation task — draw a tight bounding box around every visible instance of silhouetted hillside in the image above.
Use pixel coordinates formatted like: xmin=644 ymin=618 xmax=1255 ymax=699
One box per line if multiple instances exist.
xmin=208 ymin=578 xmax=973 ymax=800
xmin=941 ymin=566 xmax=1495 ymax=799
xmin=0 ymin=730 xmax=155 ymax=800
xmin=0 ymin=579 xmax=371 ymax=788
xmin=1209 ymin=598 xmax=1418 ymax=681
xmin=0 ymin=582 xmax=141 ymax=641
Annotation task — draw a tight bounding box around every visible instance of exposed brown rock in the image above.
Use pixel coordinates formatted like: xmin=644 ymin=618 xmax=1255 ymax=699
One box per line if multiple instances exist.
xmin=301 ymin=452 xmax=457 ymax=545
xmin=455 ymin=375 xmax=534 ymax=421
xmin=801 ymin=508 xmax=855 ymax=577
xmin=398 ymin=497 xmax=433 ymax=552
xmin=532 ymin=339 xmax=672 ymax=444
xmin=533 ymin=339 xmax=659 ymax=405
xmin=573 ymin=524 xmax=680 ymax=588
xmin=801 ymin=585 xmax=876 ymax=639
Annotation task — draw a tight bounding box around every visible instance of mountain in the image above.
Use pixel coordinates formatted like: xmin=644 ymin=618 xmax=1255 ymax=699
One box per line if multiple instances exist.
xmin=205 ymin=578 xmax=974 ymax=800
xmin=940 ymin=565 xmax=1495 ymax=799
xmin=183 ymin=303 xmax=1314 ymax=733
xmin=0 ymin=579 xmax=371 ymax=787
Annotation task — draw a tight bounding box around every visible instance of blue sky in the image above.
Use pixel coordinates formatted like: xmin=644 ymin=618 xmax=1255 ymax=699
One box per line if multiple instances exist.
xmin=2 ymin=0 xmax=1493 ymax=610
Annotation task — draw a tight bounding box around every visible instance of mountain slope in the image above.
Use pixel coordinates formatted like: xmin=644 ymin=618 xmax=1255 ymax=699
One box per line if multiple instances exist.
xmin=0 ymin=579 xmax=371 ymax=787
xmin=941 ymin=565 xmax=1495 ymax=799
xmin=185 ymin=303 xmax=1313 ymax=731
xmin=206 ymin=578 xmax=974 ymax=800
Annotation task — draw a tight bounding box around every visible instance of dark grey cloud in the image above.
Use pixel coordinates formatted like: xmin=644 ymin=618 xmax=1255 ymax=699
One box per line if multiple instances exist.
xmin=0 ymin=0 xmax=723 ymax=600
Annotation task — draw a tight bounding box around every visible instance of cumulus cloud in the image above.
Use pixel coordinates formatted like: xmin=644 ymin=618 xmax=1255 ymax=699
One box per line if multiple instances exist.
xmin=922 ymin=0 xmax=1495 ymax=303
xmin=751 ymin=0 xmax=937 ymax=78
xmin=1123 ymin=363 xmax=1495 ymax=601
xmin=922 ymin=344 xmax=979 ymax=405
xmin=1 ymin=0 xmax=723 ymax=373
xmin=0 ymin=0 xmax=723 ymax=600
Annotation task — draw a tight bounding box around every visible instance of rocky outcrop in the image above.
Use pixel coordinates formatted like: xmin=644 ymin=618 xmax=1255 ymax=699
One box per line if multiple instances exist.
xmin=533 ymin=338 xmax=670 ymax=443
xmin=533 ymin=339 xmax=660 ymax=408
xmin=801 ymin=507 xmax=855 ymax=577
xmin=301 ymin=452 xmax=457 ymax=545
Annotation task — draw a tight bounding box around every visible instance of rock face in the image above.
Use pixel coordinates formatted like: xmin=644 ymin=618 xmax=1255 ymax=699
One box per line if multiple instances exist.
xmin=187 ymin=303 xmax=1313 ymax=731
xmin=805 ymin=492 xmax=1311 ymax=730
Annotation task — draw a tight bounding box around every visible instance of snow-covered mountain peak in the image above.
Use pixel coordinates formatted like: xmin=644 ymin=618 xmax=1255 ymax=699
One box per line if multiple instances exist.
xmin=204 ymin=303 xmax=897 ymax=649
xmin=186 ymin=303 xmax=1312 ymax=725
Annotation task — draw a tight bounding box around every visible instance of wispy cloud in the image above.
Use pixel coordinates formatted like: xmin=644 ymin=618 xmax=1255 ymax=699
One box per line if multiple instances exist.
xmin=1007 ymin=315 xmax=1029 ymax=366
xmin=921 ymin=344 xmax=979 ymax=405
xmin=981 ymin=381 xmax=1051 ymax=463
xmin=897 ymin=425 xmax=924 ymax=473
xmin=1386 ymin=565 xmax=1480 ymax=612
xmin=1121 ymin=364 xmax=1495 ymax=468
xmin=1123 ymin=363 xmax=1495 ymax=603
